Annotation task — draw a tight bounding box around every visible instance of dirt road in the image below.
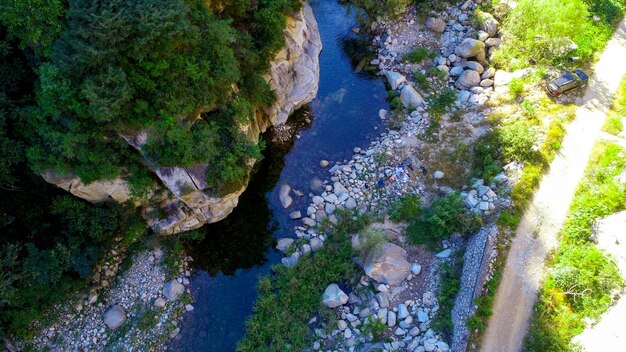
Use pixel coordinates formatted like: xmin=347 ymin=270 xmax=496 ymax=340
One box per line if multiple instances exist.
xmin=480 ymin=19 xmax=626 ymax=352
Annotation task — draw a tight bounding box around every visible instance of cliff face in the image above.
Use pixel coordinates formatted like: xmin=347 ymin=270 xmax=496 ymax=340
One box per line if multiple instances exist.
xmin=43 ymin=3 xmax=321 ymax=235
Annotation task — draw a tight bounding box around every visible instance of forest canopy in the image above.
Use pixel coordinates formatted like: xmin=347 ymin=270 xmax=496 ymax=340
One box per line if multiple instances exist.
xmin=0 ymin=0 xmax=301 ymax=338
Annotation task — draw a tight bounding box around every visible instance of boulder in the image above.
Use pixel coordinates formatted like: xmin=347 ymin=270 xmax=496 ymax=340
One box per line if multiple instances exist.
xmin=322 ymin=283 xmax=349 ymax=308
xmin=400 ymin=85 xmax=424 ymax=109
xmin=163 ymin=279 xmax=185 ymax=301
xmin=485 ymin=37 xmax=501 ymax=47
xmin=310 ymin=237 xmax=323 ymax=251
xmin=104 ymin=305 xmax=126 ymax=330
xmin=345 ymin=198 xmax=357 ymax=210
xmin=464 ymin=61 xmax=484 ymax=74
xmin=455 ymin=70 xmax=481 ymax=89
xmin=279 ymin=184 xmax=293 ymax=208
xmin=450 ymin=66 xmax=464 ymax=76
xmin=276 ymin=238 xmax=294 ymax=252
xmin=457 ymin=90 xmax=471 ymax=104
xmin=493 ymin=70 xmax=513 ymax=87
xmin=425 ymin=17 xmax=446 ymax=33
xmin=289 ymin=211 xmax=302 ymax=219
xmin=482 ymin=15 xmax=499 ymax=37
xmin=364 ymin=243 xmax=411 ymax=286
xmin=384 ymin=71 xmax=406 ymax=90
xmin=480 ymin=79 xmax=494 ymax=87
xmin=455 ymin=38 xmax=486 ymax=64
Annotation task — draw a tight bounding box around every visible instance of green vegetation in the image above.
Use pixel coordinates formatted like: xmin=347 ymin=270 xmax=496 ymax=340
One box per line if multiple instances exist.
xmin=493 ymin=0 xmax=626 ymax=68
xmin=432 ymin=261 xmax=462 ymax=337
xmin=403 ymin=192 xmax=480 ymax=249
xmin=403 ymin=47 xmax=437 ymax=64
xmin=426 ymin=87 xmax=457 ymax=118
xmin=354 ymin=227 xmax=386 ymax=260
xmin=0 ymin=193 xmax=143 ymax=337
xmin=237 ymin=212 xmax=369 ymax=351
xmin=525 ymin=142 xmax=625 ymax=351
xmin=0 ymin=0 xmax=301 ymax=339
xmin=388 ymin=194 xmax=422 ymax=222
xmin=603 ymin=75 xmax=626 ymax=135
xmin=362 ymin=316 xmax=387 ymax=342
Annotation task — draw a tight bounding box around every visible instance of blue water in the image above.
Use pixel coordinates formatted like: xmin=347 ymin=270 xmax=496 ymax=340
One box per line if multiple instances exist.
xmin=169 ymin=1 xmax=388 ymax=350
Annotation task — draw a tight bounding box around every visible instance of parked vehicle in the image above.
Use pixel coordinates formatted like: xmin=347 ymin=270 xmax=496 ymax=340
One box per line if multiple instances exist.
xmin=546 ymin=69 xmax=589 ymax=96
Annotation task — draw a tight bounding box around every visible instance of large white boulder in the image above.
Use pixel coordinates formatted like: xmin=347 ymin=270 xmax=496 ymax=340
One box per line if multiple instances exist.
xmin=384 ymin=70 xmax=406 ymax=90
xmin=363 ymin=243 xmax=411 ymax=286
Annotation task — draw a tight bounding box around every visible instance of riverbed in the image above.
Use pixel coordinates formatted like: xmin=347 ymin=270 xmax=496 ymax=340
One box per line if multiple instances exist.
xmin=169 ymin=1 xmax=389 ymax=350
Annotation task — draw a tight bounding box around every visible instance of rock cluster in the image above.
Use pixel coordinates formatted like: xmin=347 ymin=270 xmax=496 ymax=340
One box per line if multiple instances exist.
xmin=313 ymin=286 xmax=450 ymax=352
xmin=19 ymin=248 xmax=193 ymax=351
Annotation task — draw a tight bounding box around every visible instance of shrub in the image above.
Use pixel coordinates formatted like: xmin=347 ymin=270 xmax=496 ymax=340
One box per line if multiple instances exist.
xmin=492 ymin=0 xmax=621 ymax=68
xmin=413 ymin=71 xmax=430 ymax=91
xmin=426 ymin=87 xmax=457 ymax=118
xmin=525 ymin=142 xmax=626 ymax=351
xmin=355 ymin=227 xmax=386 ymax=260
xmin=499 ymin=121 xmax=539 ymax=164
xmin=407 ymin=192 xmax=480 ymax=249
xmin=238 ymin=211 xmax=368 ymax=351
xmin=403 ymin=47 xmax=436 ymax=63
xmin=603 ymin=113 xmax=624 ymax=135
xmin=362 ymin=316 xmax=387 ymax=342
xmin=509 ymin=78 xmax=525 ymax=99
xmin=432 ymin=262 xmax=462 ymax=337
xmin=388 ymin=194 xmax=422 ymax=222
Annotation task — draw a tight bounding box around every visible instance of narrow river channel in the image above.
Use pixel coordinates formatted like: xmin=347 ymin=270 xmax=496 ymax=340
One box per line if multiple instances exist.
xmin=169 ymin=1 xmax=389 ymax=350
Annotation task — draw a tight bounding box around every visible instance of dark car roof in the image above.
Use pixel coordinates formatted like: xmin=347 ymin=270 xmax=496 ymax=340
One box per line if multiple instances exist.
xmin=574 ymin=69 xmax=588 ymax=81
xmin=553 ymin=72 xmax=576 ymax=87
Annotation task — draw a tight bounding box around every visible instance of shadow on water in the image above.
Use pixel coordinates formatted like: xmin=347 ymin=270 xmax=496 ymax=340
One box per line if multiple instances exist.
xmin=169 ymin=0 xmax=389 ymax=351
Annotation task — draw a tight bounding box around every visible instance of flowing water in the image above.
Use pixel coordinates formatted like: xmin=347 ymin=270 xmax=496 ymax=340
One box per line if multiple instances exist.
xmin=169 ymin=1 xmax=388 ymax=350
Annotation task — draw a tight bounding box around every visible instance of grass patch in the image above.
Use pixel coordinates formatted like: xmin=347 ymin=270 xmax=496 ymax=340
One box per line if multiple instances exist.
xmin=426 ymin=87 xmax=458 ymax=118
xmin=603 ymin=75 xmax=626 ymax=135
xmin=403 ymin=47 xmax=436 ymax=64
xmin=492 ymin=0 xmax=625 ymax=69
xmin=525 ymin=142 xmax=626 ymax=351
xmin=405 ymin=192 xmax=481 ymax=250
xmin=432 ymin=261 xmax=462 ymax=338
xmin=237 ymin=211 xmax=369 ymax=351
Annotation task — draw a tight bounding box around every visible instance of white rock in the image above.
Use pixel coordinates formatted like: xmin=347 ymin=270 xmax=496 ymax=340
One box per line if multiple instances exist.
xmin=384 ymin=70 xmax=406 ymax=90
xmin=103 ymin=305 xmax=126 ymax=330
xmin=400 ymin=85 xmax=424 ymax=109
xmin=163 ymin=280 xmax=184 ymax=301
xmin=322 ymin=283 xmax=349 ymax=308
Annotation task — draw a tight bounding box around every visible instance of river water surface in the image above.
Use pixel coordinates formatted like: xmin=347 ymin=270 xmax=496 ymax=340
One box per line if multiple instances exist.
xmin=169 ymin=1 xmax=388 ymax=350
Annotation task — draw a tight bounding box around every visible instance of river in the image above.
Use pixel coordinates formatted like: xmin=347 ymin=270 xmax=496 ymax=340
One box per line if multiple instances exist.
xmin=169 ymin=1 xmax=388 ymax=350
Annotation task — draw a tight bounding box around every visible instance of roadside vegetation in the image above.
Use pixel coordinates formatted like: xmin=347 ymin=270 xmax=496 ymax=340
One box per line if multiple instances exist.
xmin=525 ymin=141 xmax=625 ymax=351
xmin=491 ymin=0 xmax=626 ymax=69
xmin=237 ymin=211 xmax=368 ymax=351
xmin=602 ymin=76 xmax=626 ymax=135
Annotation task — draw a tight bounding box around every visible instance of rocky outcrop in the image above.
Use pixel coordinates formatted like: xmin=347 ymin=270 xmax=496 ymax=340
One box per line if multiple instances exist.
xmin=42 ymin=3 xmax=322 ymax=235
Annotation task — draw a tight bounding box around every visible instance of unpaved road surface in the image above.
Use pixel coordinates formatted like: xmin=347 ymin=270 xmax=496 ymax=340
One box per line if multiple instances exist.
xmin=480 ymin=19 xmax=626 ymax=352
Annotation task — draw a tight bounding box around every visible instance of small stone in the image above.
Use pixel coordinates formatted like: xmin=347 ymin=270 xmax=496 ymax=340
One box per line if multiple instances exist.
xmin=289 ymin=211 xmax=302 ymax=219
xmin=310 ymin=237 xmax=323 ymax=252
xmin=154 ymin=297 xmax=166 ymax=308
xmin=169 ymin=327 xmax=180 ymax=339
xmin=417 ymin=309 xmax=429 ymax=323
xmin=387 ymin=311 xmax=397 ymax=327
xmin=436 ymin=249 xmax=452 ymax=258
xmin=185 ymin=304 xmax=194 ymax=312
xmin=338 ymin=320 xmax=348 ymax=330
xmin=433 ymin=171 xmax=444 ymax=179
xmin=320 ymin=160 xmax=329 ymax=167
xmin=411 ymin=263 xmax=422 ymax=275
xmin=397 ymin=304 xmax=409 ymax=319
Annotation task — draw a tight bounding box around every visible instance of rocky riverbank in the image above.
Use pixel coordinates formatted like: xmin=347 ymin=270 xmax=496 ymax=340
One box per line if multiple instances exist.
xmin=268 ymin=1 xmax=530 ymax=351
xmin=9 ymin=245 xmax=192 ymax=352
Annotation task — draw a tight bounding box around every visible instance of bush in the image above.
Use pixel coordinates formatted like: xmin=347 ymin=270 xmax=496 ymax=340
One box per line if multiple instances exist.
xmin=493 ymin=0 xmax=622 ymax=68
xmin=426 ymin=87 xmax=457 ymax=118
xmin=525 ymin=142 xmax=626 ymax=351
xmin=509 ymin=78 xmax=525 ymax=99
xmin=413 ymin=71 xmax=430 ymax=91
xmin=389 ymin=194 xmax=422 ymax=222
xmin=238 ymin=211 xmax=368 ymax=351
xmin=499 ymin=121 xmax=539 ymax=164
xmin=407 ymin=192 xmax=480 ymax=249
xmin=355 ymin=227 xmax=386 ymax=260
xmin=403 ymin=47 xmax=436 ymax=63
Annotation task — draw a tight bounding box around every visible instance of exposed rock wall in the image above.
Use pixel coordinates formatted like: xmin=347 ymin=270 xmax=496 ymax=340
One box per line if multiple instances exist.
xmin=42 ymin=3 xmax=321 ymax=235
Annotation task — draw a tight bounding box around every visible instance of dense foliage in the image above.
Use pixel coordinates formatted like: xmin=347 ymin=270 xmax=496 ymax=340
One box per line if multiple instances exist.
xmin=493 ymin=0 xmax=626 ymax=68
xmin=0 ymin=0 xmax=300 ymax=338
xmin=526 ymin=142 xmax=625 ymax=351
xmin=238 ymin=212 xmax=368 ymax=351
